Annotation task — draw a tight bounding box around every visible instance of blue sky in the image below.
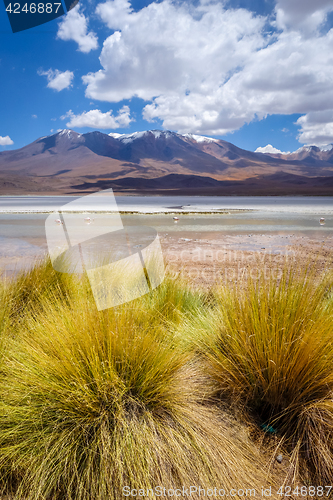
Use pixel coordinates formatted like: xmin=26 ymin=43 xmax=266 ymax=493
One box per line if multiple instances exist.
xmin=1 ymin=0 xmax=333 ymax=154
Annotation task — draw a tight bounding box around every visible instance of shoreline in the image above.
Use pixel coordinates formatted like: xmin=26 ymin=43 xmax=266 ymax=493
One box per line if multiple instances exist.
xmin=1 ymin=232 xmax=332 ymax=285
xmin=0 ymin=209 xmax=253 ymax=215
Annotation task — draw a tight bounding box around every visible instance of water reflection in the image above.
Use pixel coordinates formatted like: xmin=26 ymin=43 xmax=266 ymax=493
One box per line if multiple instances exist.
xmin=0 ymin=211 xmax=332 ymax=262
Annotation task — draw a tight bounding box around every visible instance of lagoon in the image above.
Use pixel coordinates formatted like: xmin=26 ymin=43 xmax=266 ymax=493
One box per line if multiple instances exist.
xmin=0 ymin=196 xmax=332 ymax=266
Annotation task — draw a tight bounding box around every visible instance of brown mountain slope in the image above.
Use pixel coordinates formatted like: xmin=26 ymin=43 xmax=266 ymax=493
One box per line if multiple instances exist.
xmin=1 ymin=129 xmax=333 ymax=194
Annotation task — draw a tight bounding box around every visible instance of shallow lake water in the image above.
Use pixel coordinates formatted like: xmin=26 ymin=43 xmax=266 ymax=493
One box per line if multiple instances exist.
xmin=0 ymin=196 xmax=332 ymax=259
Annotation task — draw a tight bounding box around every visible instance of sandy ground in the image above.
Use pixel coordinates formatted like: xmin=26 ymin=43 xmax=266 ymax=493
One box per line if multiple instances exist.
xmin=1 ymin=232 xmax=332 ymax=287
xmin=160 ymin=233 xmax=333 ymax=288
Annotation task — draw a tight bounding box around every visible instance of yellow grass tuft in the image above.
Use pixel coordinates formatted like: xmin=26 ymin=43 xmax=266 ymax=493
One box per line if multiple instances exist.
xmin=194 ymin=262 xmax=333 ymax=483
xmin=0 ymin=259 xmax=271 ymax=499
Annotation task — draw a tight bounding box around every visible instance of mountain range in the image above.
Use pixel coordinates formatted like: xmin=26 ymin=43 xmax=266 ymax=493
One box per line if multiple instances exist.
xmin=1 ymin=129 xmax=333 ymax=195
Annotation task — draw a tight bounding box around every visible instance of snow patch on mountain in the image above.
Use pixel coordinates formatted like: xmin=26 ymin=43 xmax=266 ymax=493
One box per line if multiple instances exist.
xmin=292 ymin=144 xmax=333 ymax=154
xmin=293 ymin=145 xmax=317 ymax=154
xmin=182 ymin=133 xmax=220 ymax=143
xmin=320 ymin=144 xmax=333 ymax=152
xmin=256 ymin=143 xmax=333 ymax=155
xmin=107 ymin=130 xmax=220 ymax=144
xmin=58 ymin=129 xmax=81 ymax=138
xmin=108 ymin=133 xmax=124 ymax=139
xmin=121 ymin=131 xmax=148 ymax=143
xmin=108 ymin=130 xmax=173 ymax=143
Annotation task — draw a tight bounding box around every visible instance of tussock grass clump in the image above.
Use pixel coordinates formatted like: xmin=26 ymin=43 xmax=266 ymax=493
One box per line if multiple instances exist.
xmin=3 ymin=258 xmax=75 ymax=322
xmin=0 ymin=262 xmax=269 ymax=500
xmin=138 ymin=272 xmax=205 ymax=325
xmin=0 ymin=277 xmax=9 ymax=361
xmin=195 ymin=263 xmax=333 ymax=483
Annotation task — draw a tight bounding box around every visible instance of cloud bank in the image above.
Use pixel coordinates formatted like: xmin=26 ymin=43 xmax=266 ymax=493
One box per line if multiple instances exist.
xmin=275 ymin=0 xmax=333 ymax=32
xmin=55 ymin=0 xmax=333 ymax=144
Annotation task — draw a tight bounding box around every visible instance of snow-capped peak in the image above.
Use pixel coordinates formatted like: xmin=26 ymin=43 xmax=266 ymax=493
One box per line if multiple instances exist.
xmin=255 ymin=143 xmax=333 ymax=156
xmin=318 ymin=144 xmax=333 ymax=152
xmin=59 ymin=129 xmax=71 ymax=136
xmin=108 ymin=133 xmax=124 ymax=139
xmin=109 ymin=130 xmax=219 ymax=144
xmin=293 ymin=145 xmax=316 ymax=154
xmin=182 ymin=133 xmax=220 ymax=143
xmin=58 ymin=129 xmax=81 ymax=138
xmin=107 ymin=130 xmax=220 ymax=144
xmin=122 ymin=131 xmax=148 ymax=143
xmin=108 ymin=130 xmax=173 ymax=144
xmin=292 ymin=144 xmax=333 ymax=154
xmin=117 ymin=131 xmax=148 ymax=144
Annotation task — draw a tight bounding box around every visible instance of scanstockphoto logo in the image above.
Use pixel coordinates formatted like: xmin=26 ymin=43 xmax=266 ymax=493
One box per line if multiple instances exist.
xmin=45 ymin=189 xmax=165 ymax=311
xmin=3 ymin=0 xmax=79 ymax=33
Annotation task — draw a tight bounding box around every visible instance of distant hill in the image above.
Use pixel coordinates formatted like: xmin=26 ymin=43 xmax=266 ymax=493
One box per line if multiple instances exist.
xmin=1 ymin=129 xmax=333 ymax=195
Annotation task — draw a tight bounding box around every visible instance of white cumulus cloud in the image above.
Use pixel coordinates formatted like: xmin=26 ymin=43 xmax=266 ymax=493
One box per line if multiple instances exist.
xmin=57 ymin=5 xmax=98 ymax=53
xmin=0 ymin=136 xmax=14 ymax=146
xmin=255 ymin=144 xmax=290 ymax=154
xmin=38 ymin=69 xmax=74 ymax=91
xmin=87 ymin=0 xmax=266 ymax=106
xmin=275 ymin=0 xmax=333 ymax=32
xmin=297 ymin=111 xmax=333 ymax=145
xmin=74 ymin=0 xmax=333 ymax=142
xmin=140 ymin=22 xmax=333 ymax=136
xmin=62 ymin=106 xmax=132 ymax=129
